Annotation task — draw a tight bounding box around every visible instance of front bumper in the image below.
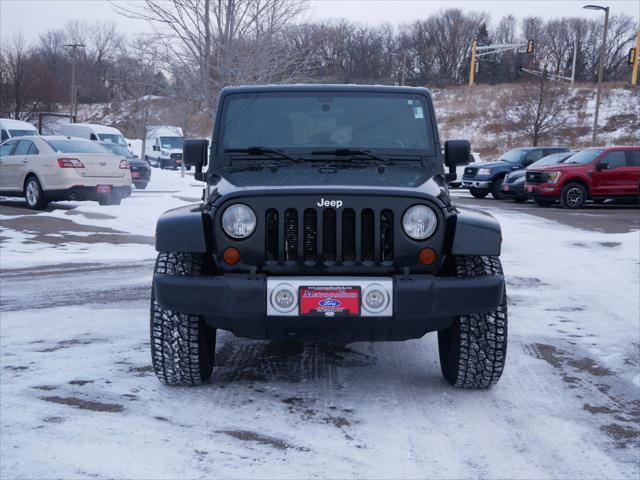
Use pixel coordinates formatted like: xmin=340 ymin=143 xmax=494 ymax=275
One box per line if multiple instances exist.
xmin=462 ymin=179 xmax=492 ymax=189
xmin=525 ymin=183 xmax=562 ymax=199
xmin=160 ymin=156 xmax=182 ymax=168
xmin=501 ymin=182 xmax=526 ymax=197
xmin=130 ymin=167 xmax=151 ymax=183
xmin=153 ymin=273 xmax=505 ymax=342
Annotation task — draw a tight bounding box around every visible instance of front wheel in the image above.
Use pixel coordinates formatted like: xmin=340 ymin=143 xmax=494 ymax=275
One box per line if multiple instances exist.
xmin=150 ymin=252 xmax=215 ymax=385
xmin=24 ymin=176 xmax=48 ymax=210
xmin=561 ymin=182 xmax=587 ymax=209
xmin=469 ymin=188 xmax=489 ymax=199
xmin=491 ymin=178 xmax=505 ymax=200
xmin=438 ymin=256 xmax=508 ymax=389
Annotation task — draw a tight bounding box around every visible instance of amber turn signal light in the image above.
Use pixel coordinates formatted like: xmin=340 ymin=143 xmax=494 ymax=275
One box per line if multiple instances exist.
xmin=223 ymin=247 xmax=241 ymax=265
xmin=418 ymin=248 xmax=437 ymax=265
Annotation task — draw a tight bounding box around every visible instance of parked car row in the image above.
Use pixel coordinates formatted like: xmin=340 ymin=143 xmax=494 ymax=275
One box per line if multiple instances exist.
xmin=0 ymin=136 xmax=132 ymax=209
xmin=0 ymin=118 xmax=188 ymax=209
xmin=461 ymin=146 xmax=640 ymax=209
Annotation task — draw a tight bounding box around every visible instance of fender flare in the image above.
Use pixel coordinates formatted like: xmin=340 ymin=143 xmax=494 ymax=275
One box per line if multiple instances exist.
xmin=450 ymin=208 xmax=502 ymax=257
xmin=155 ymin=204 xmax=210 ymax=253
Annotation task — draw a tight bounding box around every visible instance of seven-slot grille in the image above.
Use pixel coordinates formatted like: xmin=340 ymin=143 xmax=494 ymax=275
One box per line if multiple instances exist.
xmin=265 ymin=208 xmax=394 ymax=264
xmin=526 ymin=171 xmax=544 ymax=183
xmin=463 ymin=166 xmax=478 ymax=177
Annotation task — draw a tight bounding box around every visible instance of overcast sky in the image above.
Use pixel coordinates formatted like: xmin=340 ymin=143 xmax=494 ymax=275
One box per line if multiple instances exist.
xmin=1 ymin=0 xmax=638 ymax=42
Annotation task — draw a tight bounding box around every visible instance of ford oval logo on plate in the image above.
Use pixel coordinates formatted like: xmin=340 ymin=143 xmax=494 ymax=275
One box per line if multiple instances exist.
xmin=319 ymin=298 xmax=341 ymax=307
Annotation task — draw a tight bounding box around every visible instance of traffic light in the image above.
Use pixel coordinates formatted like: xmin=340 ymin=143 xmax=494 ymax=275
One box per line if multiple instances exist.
xmin=526 ymin=40 xmax=535 ymax=54
xmin=628 ymin=47 xmax=637 ymax=66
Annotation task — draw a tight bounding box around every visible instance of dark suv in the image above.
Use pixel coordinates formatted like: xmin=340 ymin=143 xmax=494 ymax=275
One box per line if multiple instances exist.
xmin=150 ymin=85 xmax=507 ymax=389
xmin=462 ymin=147 xmax=568 ymax=199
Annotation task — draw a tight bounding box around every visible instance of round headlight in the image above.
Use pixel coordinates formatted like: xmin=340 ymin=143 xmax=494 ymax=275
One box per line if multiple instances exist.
xmin=222 ymin=204 xmax=256 ymax=239
xmin=402 ymin=205 xmax=437 ymax=240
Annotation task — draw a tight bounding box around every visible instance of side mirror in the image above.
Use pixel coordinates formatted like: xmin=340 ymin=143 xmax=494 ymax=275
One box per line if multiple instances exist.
xmin=444 ymin=140 xmax=471 ymax=167
xmin=184 ymin=138 xmax=209 ymax=181
xmin=153 ymin=145 xmax=159 ymax=151
xmin=596 ymin=162 xmax=609 ymax=171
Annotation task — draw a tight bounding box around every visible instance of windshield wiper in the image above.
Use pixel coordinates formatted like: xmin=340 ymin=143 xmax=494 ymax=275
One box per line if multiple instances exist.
xmin=310 ymin=148 xmax=390 ymax=164
xmin=224 ymin=146 xmax=302 ymax=164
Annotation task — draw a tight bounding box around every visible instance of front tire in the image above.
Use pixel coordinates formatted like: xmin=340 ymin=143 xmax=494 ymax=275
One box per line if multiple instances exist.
xmin=438 ymin=256 xmax=508 ymax=389
xmin=150 ymin=252 xmax=215 ymax=386
xmin=491 ymin=177 xmax=505 ymax=200
xmin=24 ymin=176 xmax=48 ymax=210
xmin=469 ymin=188 xmax=489 ymax=199
xmin=561 ymin=182 xmax=587 ymax=209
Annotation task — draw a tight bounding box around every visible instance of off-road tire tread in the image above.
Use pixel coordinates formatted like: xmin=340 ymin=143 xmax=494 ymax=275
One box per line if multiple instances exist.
xmin=150 ymin=252 xmax=215 ymax=385
xmin=438 ymin=255 xmax=508 ymax=389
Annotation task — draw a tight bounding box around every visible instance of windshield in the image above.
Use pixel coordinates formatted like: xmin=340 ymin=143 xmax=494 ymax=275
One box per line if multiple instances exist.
xmin=46 ymin=140 xmax=110 ymax=154
xmin=530 ymin=153 xmax=571 ymax=168
xmin=9 ymin=129 xmax=37 ymax=137
xmin=98 ymin=133 xmax=126 ymax=145
xmin=101 ymin=143 xmax=133 ymax=157
xmin=218 ymin=92 xmax=435 ymax=157
xmin=499 ymin=149 xmax=527 ymax=163
xmin=564 ymin=149 xmax=604 ymax=164
xmin=160 ymin=137 xmax=183 ymax=149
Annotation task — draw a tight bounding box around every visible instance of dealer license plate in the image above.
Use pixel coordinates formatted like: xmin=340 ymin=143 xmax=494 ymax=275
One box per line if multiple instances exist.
xmin=526 ymin=185 xmax=533 ymax=193
xmin=97 ymin=185 xmax=111 ymax=193
xmin=299 ymin=286 xmax=360 ymax=317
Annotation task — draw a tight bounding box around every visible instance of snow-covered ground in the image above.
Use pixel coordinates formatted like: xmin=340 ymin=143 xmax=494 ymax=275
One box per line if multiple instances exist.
xmin=0 ymin=169 xmax=202 ymax=269
xmin=1 ymin=172 xmax=639 ymax=478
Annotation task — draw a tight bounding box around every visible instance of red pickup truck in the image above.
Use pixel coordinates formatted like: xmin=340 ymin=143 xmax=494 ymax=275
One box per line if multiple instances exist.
xmin=525 ymin=146 xmax=640 ymax=208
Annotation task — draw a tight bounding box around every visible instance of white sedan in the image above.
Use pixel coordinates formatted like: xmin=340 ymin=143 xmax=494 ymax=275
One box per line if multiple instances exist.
xmin=0 ymin=136 xmax=132 ymax=209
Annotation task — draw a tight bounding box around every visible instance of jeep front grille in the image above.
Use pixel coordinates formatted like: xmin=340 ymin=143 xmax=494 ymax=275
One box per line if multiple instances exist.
xmin=264 ymin=207 xmax=394 ymax=264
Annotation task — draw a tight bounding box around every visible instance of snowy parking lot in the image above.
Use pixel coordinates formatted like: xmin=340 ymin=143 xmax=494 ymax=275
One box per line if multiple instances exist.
xmin=1 ymin=170 xmax=639 ymax=479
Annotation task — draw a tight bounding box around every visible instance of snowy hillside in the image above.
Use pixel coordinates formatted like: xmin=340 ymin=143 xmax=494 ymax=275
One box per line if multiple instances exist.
xmin=69 ymin=82 xmax=639 ymax=160
xmin=433 ymin=83 xmax=639 ymax=159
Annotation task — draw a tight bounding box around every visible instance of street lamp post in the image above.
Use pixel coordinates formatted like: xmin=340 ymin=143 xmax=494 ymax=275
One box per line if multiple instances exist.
xmin=583 ymin=4 xmax=609 ymax=145
xmin=63 ymin=43 xmax=85 ymax=122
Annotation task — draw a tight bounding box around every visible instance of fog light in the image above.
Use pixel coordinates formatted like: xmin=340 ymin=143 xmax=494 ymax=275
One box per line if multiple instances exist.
xmin=362 ymin=284 xmax=389 ymax=314
xmin=223 ymin=247 xmax=241 ymax=265
xmin=418 ymin=248 xmax=437 ymax=265
xmin=271 ymin=284 xmax=297 ymax=313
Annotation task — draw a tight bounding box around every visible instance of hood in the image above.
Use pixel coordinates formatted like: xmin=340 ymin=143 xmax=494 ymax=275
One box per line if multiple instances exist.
xmin=212 ymin=163 xmax=447 ymax=200
xmin=128 ymin=157 xmax=148 ymax=167
xmin=476 ymin=160 xmax=517 ymax=170
xmin=505 ymin=168 xmax=525 ymax=181
xmin=529 ymin=163 xmax=584 ymax=172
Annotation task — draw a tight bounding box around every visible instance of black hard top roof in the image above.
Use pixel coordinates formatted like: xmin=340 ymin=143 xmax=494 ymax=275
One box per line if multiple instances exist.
xmin=220 ymin=84 xmax=432 ymax=96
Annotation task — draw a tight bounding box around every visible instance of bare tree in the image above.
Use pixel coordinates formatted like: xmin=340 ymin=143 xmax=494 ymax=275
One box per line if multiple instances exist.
xmin=113 ymin=0 xmax=310 ymax=112
xmin=505 ymin=75 xmax=569 ymax=146
xmin=0 ymin=36 xmax=54 ymax=120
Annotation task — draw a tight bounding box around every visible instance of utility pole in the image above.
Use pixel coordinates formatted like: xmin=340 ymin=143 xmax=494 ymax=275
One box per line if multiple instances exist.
xmin=571 ymin=37 xmax=578 ymax=85
xmin=400 ymin=52 xmax=406 ymax=86
xmin=583 ymin=4 xmax=609 ymax=145
xmin=469 ymin=40 xmax=478 ymax=86
xmin=631 ymin=31 xmax=639 ymax=87
xmin=63 ymin=43 xmax=85 ymax=123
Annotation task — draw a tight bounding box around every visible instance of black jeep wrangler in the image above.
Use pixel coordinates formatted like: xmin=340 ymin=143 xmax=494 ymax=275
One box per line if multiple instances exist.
xmin=151 ymin=85 xmax=507 ymax=388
